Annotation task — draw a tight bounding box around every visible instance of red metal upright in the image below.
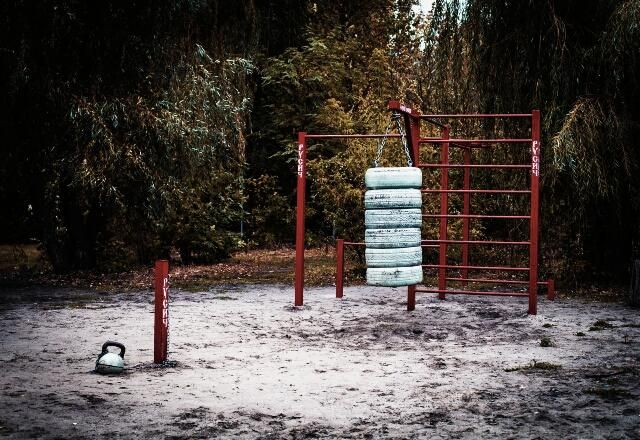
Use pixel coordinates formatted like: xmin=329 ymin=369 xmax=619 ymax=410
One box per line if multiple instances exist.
xmin=529 ymin=110 xmax=541 ymax=315
xmin=438 ymin=126 xmax=450 ymax=300
xmin=154 ymin=259 xmax=169 ymax=364
xmin=390 ymin=100 xmax=423 ymax=308
xmin=407 ymin=285 xmax=416 ymax=311
xmin=462 ymin=148 xmax=471 ymax=284
xmin=336 ymin=239 xmax=344 ymax=298
xmin=294 ymin=133 xmax=307 ymax=307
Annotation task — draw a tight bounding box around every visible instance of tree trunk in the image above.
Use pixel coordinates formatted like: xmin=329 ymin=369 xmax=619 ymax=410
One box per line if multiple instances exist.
xmin=629 ymin=260 xmax=640 ymax=307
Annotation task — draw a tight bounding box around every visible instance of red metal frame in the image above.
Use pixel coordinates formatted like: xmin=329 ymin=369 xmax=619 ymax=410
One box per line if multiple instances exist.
xmin=154 ymin=259 xmax=169 ymax=363
xmin=294 ymin=102 xmax=553 ymax=314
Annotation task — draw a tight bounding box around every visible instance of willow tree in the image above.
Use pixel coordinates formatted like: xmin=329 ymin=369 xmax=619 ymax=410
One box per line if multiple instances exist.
xmin=421 ymin=0 xmax=640 ymax=283
xmin=0 ymin=0 xmax=258 ymax=270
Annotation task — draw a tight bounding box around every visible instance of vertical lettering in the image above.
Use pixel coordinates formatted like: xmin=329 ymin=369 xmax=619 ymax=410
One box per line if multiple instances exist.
xmin=531 ymin=141 xmax=540 ymax=177
xmin=297 ymin=143 xmax=304 ymax=177
xmin=162 ymin=277 xmax=169 ymax=328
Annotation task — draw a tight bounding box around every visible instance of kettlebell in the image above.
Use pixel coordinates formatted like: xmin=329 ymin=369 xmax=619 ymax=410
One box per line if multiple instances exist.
xmin=95 ymin=341 xmax=125 ymax=374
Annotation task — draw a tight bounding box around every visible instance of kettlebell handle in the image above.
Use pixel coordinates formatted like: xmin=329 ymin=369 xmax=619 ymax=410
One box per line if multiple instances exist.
xmin=101 ymin=341 xmax=125 ymax=358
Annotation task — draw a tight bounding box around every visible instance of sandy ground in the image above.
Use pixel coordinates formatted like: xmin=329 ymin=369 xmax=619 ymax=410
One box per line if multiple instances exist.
xmin=0 ymin=284 xmax=639 ymax=439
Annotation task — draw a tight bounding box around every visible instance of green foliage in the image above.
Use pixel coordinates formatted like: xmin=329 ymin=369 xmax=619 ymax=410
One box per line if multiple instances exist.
xmin=589 ymin=320 xmax=614 ymax=331
xmin=253 ymin=1 xmax=422 ymax=245
xmin=245 ymin=175 xmax=293 ymax=246
xmin=0 ymin=1 xmax=256 ymax=270
xmin=65 ymin=51 xmax=253 ymax=265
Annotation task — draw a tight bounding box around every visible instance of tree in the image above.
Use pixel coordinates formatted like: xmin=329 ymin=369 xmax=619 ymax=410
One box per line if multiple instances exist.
xmin=421 ymin=0 xmax=640 ymax=283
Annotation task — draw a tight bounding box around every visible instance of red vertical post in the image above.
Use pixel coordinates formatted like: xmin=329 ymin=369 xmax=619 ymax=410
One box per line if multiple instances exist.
xmin=403 ymin=106 xmax=423 ymax=303
xmin=295 ymin=133 xmax=307 ymax=307
xmin=438 ymin=126 xmax=450 ymax=300
xmin=547 ymin=279 xmax=555 ymax=301
xmin=336 ymin=239 xmax=344 ymax=298
xmin=154 ymin=259 xmax=169 ymax=364
xmin=407 ymin=113 xmax=421 ymax=166
xmin=529 ymin=110 xmax=541 ymax=315
xmin=388 ymin=101 xmax=424 ymax=303
xmin=407 ymin=284 xmax=416 ymax=311
xmin=462 ymin=148 xmax=471 ymax=284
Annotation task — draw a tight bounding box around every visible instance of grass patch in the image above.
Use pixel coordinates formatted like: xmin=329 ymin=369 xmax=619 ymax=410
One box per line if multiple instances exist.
xmin=505 ymin=360 xmax=562 ymax=372
xmin=589 ymin=319 xmax=614 ymax=331
xmin=540 ymin=336 xmax=554 ymax=347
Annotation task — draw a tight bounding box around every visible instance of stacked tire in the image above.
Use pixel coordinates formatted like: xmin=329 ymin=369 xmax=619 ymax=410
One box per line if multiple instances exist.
xmin=364 ymin=167 xmax=423 ymax=287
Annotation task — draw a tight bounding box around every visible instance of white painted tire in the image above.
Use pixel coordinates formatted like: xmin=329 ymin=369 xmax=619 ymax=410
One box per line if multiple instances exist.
xmin=365 ymin=208 xmax=422 ymax=229
xmin=364 ymin=189 xmax=422 ymax=209
xmin=366 ymin=265 xmax=423 ymax=287
xmin=365 ymin=228 xmax=421 ymax=249
xmin=365 ymin=167 xmax=422 ymax=189
xmin=365 ymin=246 xmax=422 ymax=268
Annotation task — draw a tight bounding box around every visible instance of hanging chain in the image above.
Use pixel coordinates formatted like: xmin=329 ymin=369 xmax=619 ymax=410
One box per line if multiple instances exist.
xmin=373 ymin=112 xmax=412 ymax=167
xmin=395 ymin=113 xmax=413 ymax=167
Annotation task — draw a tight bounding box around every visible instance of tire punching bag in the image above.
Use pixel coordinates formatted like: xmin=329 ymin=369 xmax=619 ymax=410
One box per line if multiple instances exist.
xmin=364 ymin=115 xmax=423 ymax=287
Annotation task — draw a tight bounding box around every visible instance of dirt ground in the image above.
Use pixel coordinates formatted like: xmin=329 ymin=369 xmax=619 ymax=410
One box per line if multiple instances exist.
xmin=0 ymin=284 xmax=639 ymax=439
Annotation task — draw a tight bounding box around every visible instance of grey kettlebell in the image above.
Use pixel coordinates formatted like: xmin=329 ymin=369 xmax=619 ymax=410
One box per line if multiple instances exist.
xmin=95 ymin=341 xmax=125 ymax=374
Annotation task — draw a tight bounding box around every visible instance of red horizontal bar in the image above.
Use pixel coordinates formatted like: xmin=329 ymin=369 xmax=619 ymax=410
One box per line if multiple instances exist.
xmin=418 ymin=164 xmax=531 ymax=169
xmin=422 ymin=239 xmax=530 ymax=246
xmin=421 ymin=118 xmax=447 ymax=129
xmin=415 ymin=288 xmax=529 ymax=297
xmin=420 ymin=114 xmax=532 ymax=118
xmin=422 ymin=189 xmax=530 ymax=194
xmin=446 ymin=277 xmax=550 ymax=285
xmin=422 ymin=264 xmax=529 ymax=272
xmin=423 ymin=214 xmax=530 ymax=219
xmin=305 ymin=134 xmax=401 ymax=139
xmin=343 ymin=241 xmax=439 ymax=249
xmin=420 ymin=138 xmax=532 ymax=144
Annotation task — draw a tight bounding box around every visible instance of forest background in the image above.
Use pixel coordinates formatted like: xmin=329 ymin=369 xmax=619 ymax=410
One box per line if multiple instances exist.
xmin=1 ymin=0 xmax=639 ymax=288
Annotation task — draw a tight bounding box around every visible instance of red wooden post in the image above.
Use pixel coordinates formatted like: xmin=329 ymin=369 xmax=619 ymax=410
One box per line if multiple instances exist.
xmin=462 ymin=148 xmax=471 ymax=284
xmin=336 ymin=239 xmax=344 ymax=298
xmin=529 ymin=110 xmax=541 ymax=315
xmin=407 ymin=284 xmax=416 ymax=311
xmin=438 ymin=126 xmax=450 ymax=300
xmin=154 ymin=259 xmax=169 ymax=364
xmin=295 ymin=133 xmax=307 ymax=306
